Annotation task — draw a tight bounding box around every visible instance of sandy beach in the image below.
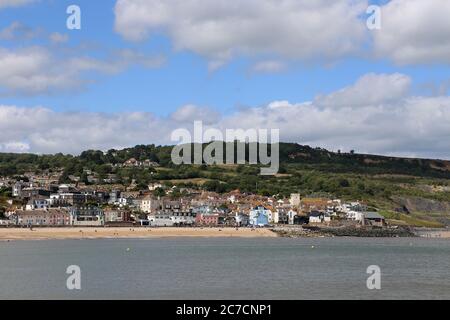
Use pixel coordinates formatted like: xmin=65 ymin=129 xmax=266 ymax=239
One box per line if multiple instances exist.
xmin=0 ymin=227 xmax=277 ymax=241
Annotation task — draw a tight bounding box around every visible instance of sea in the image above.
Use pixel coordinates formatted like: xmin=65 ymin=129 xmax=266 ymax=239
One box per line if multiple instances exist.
xmin=0 ymin=237 xmax=449 ymax=300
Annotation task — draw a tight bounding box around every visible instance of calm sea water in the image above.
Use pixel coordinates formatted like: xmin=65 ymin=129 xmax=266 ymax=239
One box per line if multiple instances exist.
xmin=0 ymin=237 xmax=449 ymax=300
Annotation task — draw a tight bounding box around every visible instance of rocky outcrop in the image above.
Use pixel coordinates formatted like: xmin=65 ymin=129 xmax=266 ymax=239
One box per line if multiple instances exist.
xmin=272 ymin=225 xmax=415 ymax=238
xmin=392 ymin=196 xmax=450 ymax=213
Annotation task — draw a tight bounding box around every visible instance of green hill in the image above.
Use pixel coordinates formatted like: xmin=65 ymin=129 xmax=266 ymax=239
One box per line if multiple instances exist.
xmin=1 ymin=142 xmax=450 ymax=227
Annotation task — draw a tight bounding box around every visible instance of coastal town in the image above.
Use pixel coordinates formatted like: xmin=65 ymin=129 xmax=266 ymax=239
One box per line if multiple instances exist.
xmin=0 ymin=158 xmax=388 ymax=233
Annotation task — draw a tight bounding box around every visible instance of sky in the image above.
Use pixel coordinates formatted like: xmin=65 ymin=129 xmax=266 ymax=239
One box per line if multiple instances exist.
xmin=1 ymin=0 xmax=450 ymax=159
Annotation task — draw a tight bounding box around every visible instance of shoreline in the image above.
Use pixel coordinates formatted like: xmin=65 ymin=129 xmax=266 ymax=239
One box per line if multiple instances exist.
xmin=1 ymin=226 xmax=449 ymax=241
xmin=0 ymin=227 xmax=278 ymax=241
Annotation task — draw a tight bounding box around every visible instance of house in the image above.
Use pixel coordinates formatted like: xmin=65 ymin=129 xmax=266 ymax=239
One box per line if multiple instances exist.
xmin=148 ymin=183 xmax=163 ymax=191
xmin=346 ymin=210 xmax=365 ymax=221
xmin=149 ymin=211 xmax=196 ymax=226
xmin=123 ymin=158 xmax=139 ymax=167
xmin=363 ymin=212 xmax=386 ymax=227
xmin=276 ymin=208 xmax=291 ymax=224
xmin=140 ymin=195 xmax=161 ymax=213
xmin=235 ymin=213 xmax=249 ymax=226
xmin=290 ymin=193 xmax=301 ymax=207
xmin=148 ymin=214 xmax=175 ymax=227
xmin=118 ymin=197 xmax=133 ymax=207
xmin=108 ymin=190 xmax=121 ymax=204
xmin=70 ymin=206 xmax=104 ymax=226
xmin=104 ymin=210 xmax=132 ymax=223
xmin=13 ymin=208 xmax=71 ymax=226
xmin=271 ymin=209 xmax=279 ymax=224
xmin=50 ymin=192 xmax=87 ymax=206
xmin=12 ymin=181 xmax=24 ymax=197
xmin=308 ymin=211 xmax=324 ymax=224
xmin=301 ymin=198 xmax=330 ymax=212
xmin=249 ymin=206 xmax=271 ymax=227
xmin=195 ymin=213 xmax=220 ymax=226
xmin=20 ymin=188 xmax=51 ymax=200
xmin=169 ymin=211 xmax=196 ymax=226
xmin=25 ymin=197 xmax=49 ymax=210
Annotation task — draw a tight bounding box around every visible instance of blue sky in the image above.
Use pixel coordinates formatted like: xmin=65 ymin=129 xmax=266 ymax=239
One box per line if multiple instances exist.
xmin=1 ymin=0 xmax=448 ymax=115
xmin=1 ymin=0 xmax=450 ymax=157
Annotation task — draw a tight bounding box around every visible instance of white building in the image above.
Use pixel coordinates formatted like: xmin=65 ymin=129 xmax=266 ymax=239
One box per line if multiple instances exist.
xmin=346 ymin=210 xmax=365 ymax=222
xmin=148 ymin=183 xmax=163 ymax=191
xmin=288 ymin=210 xmax=297 ymax=225
xmin=25 ymin=198 xmax=49 ymax=211
xmin=290 ymin=193 xmax=301 ymax=207
xmin=147 ymin=214 xmax=175 ymax=227
xmin=140 ymin=196 xmax=160 ymax=213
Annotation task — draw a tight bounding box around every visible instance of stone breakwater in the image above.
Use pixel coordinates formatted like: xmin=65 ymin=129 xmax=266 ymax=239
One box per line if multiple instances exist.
xmin=272 ymin=226 xmax=416 ymax=238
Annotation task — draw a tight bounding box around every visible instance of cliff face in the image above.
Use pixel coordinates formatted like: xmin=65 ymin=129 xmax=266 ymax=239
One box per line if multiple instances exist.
xmin=392 ymin=196 xmax=450 ymax=213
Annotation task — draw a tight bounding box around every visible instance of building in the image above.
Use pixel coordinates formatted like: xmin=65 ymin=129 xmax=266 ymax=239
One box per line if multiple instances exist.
xmin=195 ymin=213 xmax=220 ymax=226
xmin=223 ymin=212 xmax=249 ymax=226
xmin=20 ymin=188 xmax=51 ymax=200
xmin=13 ymin=208 xmax=70 ymax=226
xmin=363 ymin=212 xmax=386 ymax=227
xmin=50 ymin=192 xmax=87 ymax=206
xmin=308 ymin=211 xmax=324 ymax=224
xmin=108 ymin=190 xmax=121 ymax=204
xmin=148 ymin=214 xmax=175 ymax=227
xmin=290 ymin=193 xmax=301 ymax=207
xmin=140 ymin=195 xmax=160 ymax=213
xmin=288 ymin=210 xmax=297 ymax=225
xmin=25 ymin=197 xmax=49 ymax=210
xmin=148 ymin=183 xmax=163 ymax=191
xmin=104 ymin=210 xmax=132 ymax=223
xmin=169 ymin=211 xmax=196 ymax=225
xmin=70 ymin=206 xmax=104 ymax=226
xmin=249 ymin=206 xmax=271 ymax=227
xmin=148 ymin=211 xmax=195 ymax=226
xmin=12 ymin=182 xmax=24 ymax=197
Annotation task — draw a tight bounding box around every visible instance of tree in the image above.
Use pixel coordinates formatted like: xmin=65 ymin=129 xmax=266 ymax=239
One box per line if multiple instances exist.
xmin=153 ymin=187 xmax=166 ymax=197
xmin=80 ymin=172 xmax=89 ymax=185
xmin=59 ymin=171 xmax=70 ymax=184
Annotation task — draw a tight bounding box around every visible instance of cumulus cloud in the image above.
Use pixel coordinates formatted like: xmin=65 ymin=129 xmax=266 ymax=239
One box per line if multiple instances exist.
xmin=0 ymin=0 xmax=35 ymax=9
xmin=170 ymin=104 xmax=220 ymax=125
xmin=0 ymin=21 xmax=40 ymax=40
xmin=250 ymin=60 xmax=287 ymax=74
xmin=0 ymin=105 xmax=168 ymax=154
xmin=114 ymin=0 xmax=368 ymax=67
xmin=113 ymin=0 xmax=450 ymax=67
xmin=314 ymin=73 xmax=412 ymax=109
xmin=49 ymin=32 xmax=69 ymax=44
xmin=2 ymin=73 xmax=450 ymax=159
xmin=374 ymin=0 xmax=450 ymax=65
xmin=0 ymin=46 xmax=165 ymax=95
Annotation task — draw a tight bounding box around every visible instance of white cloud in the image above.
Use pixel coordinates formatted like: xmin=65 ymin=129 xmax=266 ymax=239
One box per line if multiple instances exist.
xmin=0 ymin=105 xmax=168 ymax=154
xmin=0 ymin=0 xmax=35 ymax=9
xmin=314 ymin=73 xmax=412 ymax=108
xmin=170 ymin=104 xmax=220 ymax=125
xmin=0 ymin=46 xmax=165 ymax=95
xmin=0 ymin=21 xmax=40 ymax=40
xmin=114 ymin=0 xmax=368 ymax=66
xmin=49 ymin=32 xmax=69 ymax=44
xmin=114 ymin=0 xmax=450 ymax=67
xmin=250 ymin=60 xmax=286 ymax=74
xmin=2 ymin=73 xmax=450 ymax=159
xmin=375 ymin=0 xmax=450 ymax=64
